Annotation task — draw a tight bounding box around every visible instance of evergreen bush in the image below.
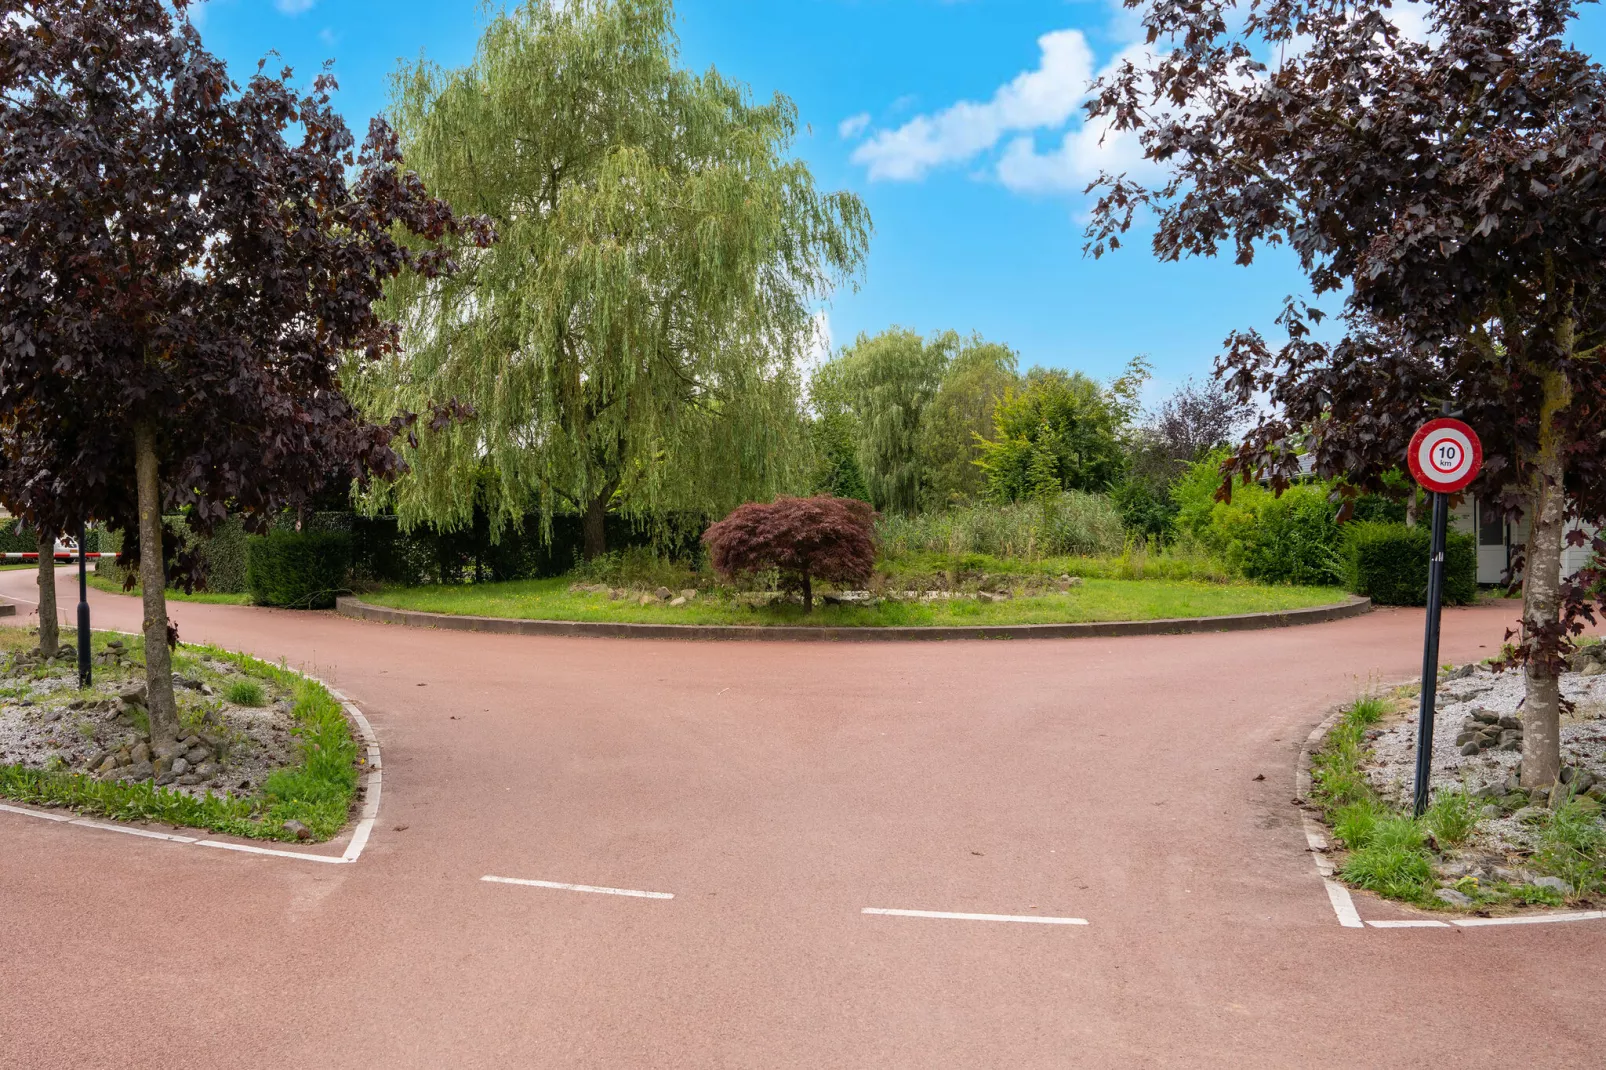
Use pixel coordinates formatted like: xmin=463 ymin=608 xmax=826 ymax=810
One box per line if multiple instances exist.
xmin=247 ymin=530 xmax=352 ymax=608
xmin=1342 ymin=521 xmax=1477 ymax=605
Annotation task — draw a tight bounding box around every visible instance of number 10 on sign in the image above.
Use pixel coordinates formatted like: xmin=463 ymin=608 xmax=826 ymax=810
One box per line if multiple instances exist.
xmin=1405 ymin=418 xmax=1483 ymax=816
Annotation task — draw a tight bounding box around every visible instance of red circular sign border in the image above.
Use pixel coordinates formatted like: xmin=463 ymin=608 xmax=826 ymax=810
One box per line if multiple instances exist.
xmin=1408 ymin=418 xmax=1483 ymax=493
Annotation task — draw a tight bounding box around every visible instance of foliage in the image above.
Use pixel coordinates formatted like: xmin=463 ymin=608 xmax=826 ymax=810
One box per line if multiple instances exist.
xmin=1173 ymin=458 xmax=1342 ymax=585
xmin=246 ymin=531 xmax=353 ymax=609
xmin=975 ymin=363 xmax=1141 ymax=503
xmin=808 ymin=410 xmax=872 ymax=503
xmin=1423 ymin=789 xmax=1479 ymax=847
xmin=1342 ymin=522 xmax=1478 ymax=606
xmin=813 ymin=327 xmax=954 ymax=513
xmin=874 ymin=491 xmax=1125 ymax=559
xmin=570 ymin=547 xmax=704 ymax=592
xmin=1339 ymin=818 xmax=1435 ymax=900
xmin=224 ymin=679 xmax=267 ymax=707
xmin=363 ymin=0 xmax=869 ymax=558
xmin=1535 ymin=798 xmax=1606 ymax=895
xmin=1085 ymin=0 xmax=1606 ymax=786
xmin=703 ymin=496 xmax=876 ymax=610
xmin=0 ymin=0 xmax=484 ymax=746
xmin=915 ymin=336 xmax=1020 ymax=507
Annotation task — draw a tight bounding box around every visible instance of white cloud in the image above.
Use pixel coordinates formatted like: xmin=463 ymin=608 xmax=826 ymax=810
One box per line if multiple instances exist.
xmin=275 ymin=0 xmax=316 ymax=15
xmin=319 ymin=26 xmax=339 ymax=46
xmin=837 ymin=112 xmax=871 ymax=140
xmin=851 ymin=28 xmax=1095 ymax=181
xmin=803 ymin=310 xmax=834 ymax=375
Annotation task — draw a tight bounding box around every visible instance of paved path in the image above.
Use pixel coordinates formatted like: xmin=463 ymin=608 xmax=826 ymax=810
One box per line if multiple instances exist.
xmin=0 ymin=570 xmax=1599 ymax=1069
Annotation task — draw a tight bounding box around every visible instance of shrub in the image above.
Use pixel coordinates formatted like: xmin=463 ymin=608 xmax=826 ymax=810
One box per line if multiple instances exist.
xmin=1173 ymin=454 xmax=1343 ymax=584
xmin=246 ymin=530 xmax=352 ymax=608
xmin=875 ymin=491 xmax=1125 ymax=559
xmin=703 ymin=496 xmax=876 ymax=611
xmin=1341 ymin=521 xmax=1477 ymax=605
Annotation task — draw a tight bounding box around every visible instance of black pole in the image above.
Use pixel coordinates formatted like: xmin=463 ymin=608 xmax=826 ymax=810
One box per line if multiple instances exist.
xmin=76 ymin=520 xmax=90 ymax=689
xmin=1412 ymin=491 xmax=1451 ymax=816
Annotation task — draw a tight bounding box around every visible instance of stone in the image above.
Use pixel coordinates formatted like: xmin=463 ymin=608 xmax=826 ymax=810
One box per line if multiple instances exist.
xmin=1559 ymin=765 xmax=1575 ymax=784
xmin=96 ymin=755 xmax=118 ymax=775
xmin=125 ymin=760 xmax=153 ymax=781
xmin=669 ymin=596 xmax=686 ymax=607
xmin=117 ymin=683 xmax=147 ymax=705
xmin=1498 ymin=715 xmax=1522 ymax=730
xmin=1513 ymin=806 xmax=1548 ymax=823
xmin=130 ymin=742 xmax=151 ymax=764
xmin=1478 ymin=804 xmax=1504 ymax=820
xmin=680 ymin=589 xmax=697 ymax=601
xmin=1499 ymin=730 xmax=1522 ymax=746
xmin=1574 ymin=796 xmax=1603 ymax=818
xmin=184 ymin=745 xmax=209 ymax=765
xmin=195 ymin=761 xmax=220 ymax=779
xmin=654 ymin=587 xmax=673 ymax=601
xmin=1499 ymin=740 xmax=1522 ymax=752
xmin=170 ymin=757 xmax=189 ymax=776
xmin=1532 ymin=875 xmax=1573 ymax=895
xmin=1460 ymin=741 xmax=1481 ymax=756
xmin=1505 ymin=771 xmax=1523 ymax=793
xmin=1434 ymin=887 xmax=1473 ymax=907
xmin=1472 ymin=709 xmax=1501 ymax=725
xmin=283 ymin=819 xmax=312 ymax=841
xmin=1455 ymin=731 xmax=1480 ymax=746
xmin=1572 ymin=770 xmax=1597 ymax=795
xmin=154 ymin=771 xmax=176 ymax=787
xmin=43 ymin=709 xmax=62 ymax=723
xmin=177 ymin=774 xmax=203 ymax=786
xmin=1582 ymin=661 xmax=1606 ymax=677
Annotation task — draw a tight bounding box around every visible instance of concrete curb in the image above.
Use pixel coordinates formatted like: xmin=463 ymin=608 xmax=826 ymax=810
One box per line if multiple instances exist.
xmin=335 ymin=593 xmax=1373 ymax=642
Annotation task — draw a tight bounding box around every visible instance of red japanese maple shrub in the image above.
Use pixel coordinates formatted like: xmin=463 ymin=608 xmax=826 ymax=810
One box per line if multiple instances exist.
xmin=703 ymin=496 xmax=876 ymax=612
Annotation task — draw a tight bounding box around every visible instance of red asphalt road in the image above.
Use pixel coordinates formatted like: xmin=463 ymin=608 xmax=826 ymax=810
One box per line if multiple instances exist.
xmin=0 ymin=569 xmax=1601 ymax=1068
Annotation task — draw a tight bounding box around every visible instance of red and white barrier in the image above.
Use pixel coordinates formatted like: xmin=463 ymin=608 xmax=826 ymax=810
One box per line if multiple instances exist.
xmin=2 ymin=552 xmax=109 ymax=560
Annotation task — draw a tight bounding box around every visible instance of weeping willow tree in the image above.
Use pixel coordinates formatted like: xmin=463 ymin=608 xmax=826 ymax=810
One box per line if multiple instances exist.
xmin=357 ymin=0 xmax=870 ymax=558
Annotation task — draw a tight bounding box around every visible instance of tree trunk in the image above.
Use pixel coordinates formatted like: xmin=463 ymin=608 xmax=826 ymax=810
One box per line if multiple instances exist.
xmin=133 ymin=421 xmax=180 ymax=751
xmin=1519 ymin=367 xmax=1571 ymax=789
xmin=581 ymin=491 xmax=609 ymax=561
xmin=801 ymin=570 xmax=813 ymax=613
xmin=1405 ymin=489 xmax=1418 ymax=528
xmin=35 ymin=525 xmax=58 ymax=658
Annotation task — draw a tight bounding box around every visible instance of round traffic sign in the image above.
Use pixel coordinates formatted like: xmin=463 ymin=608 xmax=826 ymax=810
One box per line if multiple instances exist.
xmin=1407 ymin=418 xmax=1482 ymax=493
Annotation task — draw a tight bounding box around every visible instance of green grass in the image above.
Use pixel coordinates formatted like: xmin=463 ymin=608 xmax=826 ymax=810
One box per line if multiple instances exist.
xmin=87 ymin=571 xmax=252 ymax=605
xmin=363 ymin=575 xmax=1346 ymax=627
xmin=0 ymin=625 xmax=360 ymax=842
xmin=224 ymin=679 xmax=267 ymax=707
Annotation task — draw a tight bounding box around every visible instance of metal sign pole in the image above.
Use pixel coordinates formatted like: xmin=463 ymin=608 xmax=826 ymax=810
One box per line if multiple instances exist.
xmin=76 ymin=520 xmax=90 ymax=689
xmin=1412 ymin=491 xmax=1450 ymax=817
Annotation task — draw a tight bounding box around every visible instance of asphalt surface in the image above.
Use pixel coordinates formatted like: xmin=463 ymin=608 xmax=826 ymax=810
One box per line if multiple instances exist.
xmin=0 ymin=569 xmax=1600 ymax=1069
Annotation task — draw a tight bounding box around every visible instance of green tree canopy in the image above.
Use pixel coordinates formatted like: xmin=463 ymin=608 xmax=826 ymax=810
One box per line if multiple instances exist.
xmin=810 ymin=327 xmax=953 ymax=513
xmin=357 ymin=0 xmax=870 ymax=557
xmin=916 ymin=337 xmax=1019 ymax=507
xmin=975 ymin=361 xmax=1145 ymax=503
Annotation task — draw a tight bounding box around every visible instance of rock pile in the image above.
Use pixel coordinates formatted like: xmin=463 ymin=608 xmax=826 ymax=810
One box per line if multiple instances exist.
xmin=1454 ymin=708 xmax=1524 ymax=755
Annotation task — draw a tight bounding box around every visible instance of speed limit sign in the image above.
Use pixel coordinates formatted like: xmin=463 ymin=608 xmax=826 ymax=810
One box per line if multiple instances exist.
xmin=1407 ymin=418 xmax=1482 ymax=493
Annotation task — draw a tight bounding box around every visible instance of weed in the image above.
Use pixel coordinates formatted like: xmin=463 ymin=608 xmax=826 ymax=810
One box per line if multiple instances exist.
xmin=1534 ymin=800 xmax=1606 ymax=896
xmin=1340 ymin=817 xmax=1433 ymax=899
xmin=1348 ymin=695 xmax=1389 ymax=726
xmin=1331 ymin=798 xmax=1383 ymax=848
xmin=1511 ymin=883 xmax=1566 ymax=907
xmin=1424 ymin=788 xmax=1479 ymax=847
xmin=224 ymin=679 xmax=267 ymax=707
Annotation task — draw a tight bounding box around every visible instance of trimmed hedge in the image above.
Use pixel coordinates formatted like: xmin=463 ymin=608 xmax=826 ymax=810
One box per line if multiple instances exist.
xmin=247 ymin=530 xmax=352 ymax=608
xmin=1342 ymin=521 xmax=1477 ymax=606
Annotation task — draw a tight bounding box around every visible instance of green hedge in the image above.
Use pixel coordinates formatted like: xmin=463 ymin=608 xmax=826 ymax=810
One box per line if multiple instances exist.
xmin=247 ymin=530 xmax=351 ymax=609
xmin=1342 ymin=521 xmax=1477 ymax=606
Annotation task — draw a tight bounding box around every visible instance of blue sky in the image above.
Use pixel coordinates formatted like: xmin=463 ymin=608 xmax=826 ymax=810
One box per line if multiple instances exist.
xmin=188 ymin=0 xmax=1606 ymax=399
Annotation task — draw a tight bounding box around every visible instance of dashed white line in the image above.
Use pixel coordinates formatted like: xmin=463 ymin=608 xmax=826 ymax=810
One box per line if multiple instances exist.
xmin=862 ymin=908 xmax=1087 ymax=926
xmin=481 ymin=875 xmax=674 ymax=899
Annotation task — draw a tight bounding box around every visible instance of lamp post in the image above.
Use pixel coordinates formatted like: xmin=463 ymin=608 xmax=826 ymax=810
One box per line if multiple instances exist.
xmin=76 ymin=520 xmax=90 ymax=688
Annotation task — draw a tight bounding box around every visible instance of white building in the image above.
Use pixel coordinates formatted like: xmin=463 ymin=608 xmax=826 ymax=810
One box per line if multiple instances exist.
xmin=1451 ymin=496 xmax=1595 ymax=584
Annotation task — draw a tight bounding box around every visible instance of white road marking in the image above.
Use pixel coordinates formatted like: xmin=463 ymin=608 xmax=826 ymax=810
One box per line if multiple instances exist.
xmin=1297 ymin=707 xmax=1364 ymax=929
xmin=481 ymin=875 xmax=674 ymax=899
xmin=1452 ymin=911 xmax=1606 ymax=927
xmin=1367 ymin=919 xmax=1452 ymax=928
xmin=862 ymin=908 xmax=1088 ymax=925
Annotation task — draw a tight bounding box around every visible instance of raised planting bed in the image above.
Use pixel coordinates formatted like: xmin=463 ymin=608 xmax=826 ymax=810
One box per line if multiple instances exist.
xmin=0 ymin=625 xmax=364 ymax=843
xmin=1305 ymin=657 xmax=1606 ymax=916
xmin=343 ymin=576 xmax=1367 ymax=640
